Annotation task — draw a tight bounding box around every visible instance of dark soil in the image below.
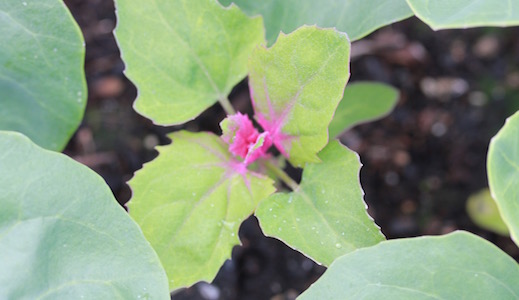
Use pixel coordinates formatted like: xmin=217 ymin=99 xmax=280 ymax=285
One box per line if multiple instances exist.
xmin=63 ymin=0 xmax=519 ymax=299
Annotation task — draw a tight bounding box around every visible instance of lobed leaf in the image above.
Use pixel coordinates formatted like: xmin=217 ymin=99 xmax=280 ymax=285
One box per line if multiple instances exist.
xmin=256 ymin=141 xmax=385 ymax=266
xmin=0 ymin=131 xmax=169 ymax=300
xmin=114 ymin=0 xmax=264 ymax=125
xmin=128 ymin=131 xmax=275 ymax=290
xmin=219 ymin=0 xmax=413 ymax=45
xmin=248 ymin=26 xmax=351 ymax=167
xmin=299 ymin=231 xmax=519 ymax=299
xmin=487 ymin=111 xmax=519 ymax=246
xmin=0 ymin=0 xmax=87 ymax=151
xmin=329 ymin=82 xmax=399 ymax=138
xmin=407 ymin=0 xmax=519 ymax=30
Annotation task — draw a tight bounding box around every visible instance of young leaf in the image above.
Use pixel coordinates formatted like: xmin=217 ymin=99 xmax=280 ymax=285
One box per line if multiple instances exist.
xmin=0 ymin=0 xmax=86 ymax=151
xmin=299 ymin=231 xmax=519 ymax=299
xmin=249 ymin=26 xmax=351 ymax=167
xmin=114 ymin=0 xmax=264 ymax=125
xmin=407 ymin=0 xmax=519 ymax=30
xmin=466 ymin=189 xmax=509 ymax=236
xmin=488 ymin=111 xmax=519 ymax=246
xmin=128 ymin=131 xmax=275 ymax=290
xmin=220 ymin=112 xmax=271 ymax=165
xmin=219 ymin=0 xmax=413 ymax=45
xmin=256 ymin=141 xmax=384 ymax=266
xmin=329 ymin=82 xmax=399 ymax=138
xmin=0 ymin=131 xmax=169 ymax=300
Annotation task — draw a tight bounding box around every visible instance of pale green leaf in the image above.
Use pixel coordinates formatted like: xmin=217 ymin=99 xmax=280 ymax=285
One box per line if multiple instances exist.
xmin=128 ymin=131 xmax=275 ymax=290
xmin=299 ymin=231 xmax=519 ymax=300
xmin=0 ymin=131 xmax=169 ymax=300
xmin=219 ymin=0 xmax=413 ymax=45
xmin=466 ymin=189 xmax=509 ymax=236
xmin=114 ymin=0 xmax=264 ymax=125
xmin=249 ymin=26 xmax=351 ymax=167
xmin=0 ymin=0 xmax=86 ymax=151
xmin=407 ymin=0 xmax=519 ymax=30
xmin=329 ymin=82 xmax=399 ymax=138
xmin=256 ymin=141 xmax=384 ymax=266
xmin=488 ymin=111 xmax=519 ymax=246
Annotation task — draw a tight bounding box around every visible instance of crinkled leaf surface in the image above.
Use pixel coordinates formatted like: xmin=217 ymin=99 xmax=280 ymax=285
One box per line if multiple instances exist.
xmin=467 ymin=189 xmax=509 ymax=236
xmin=256 ymin=141 xmax=384 ymax=266
xmin=488 ymin=111 xmax=519 ymax=245
xmin=299 ymin=231 xmax=519 ymax=299
xmin=0 ymin=131 xmax=169 ymax=300
xmin=329 ymin=82 xmax=399 ymax=138
xmin=219 ymin=0 xmax=413 ymax=45
xmin=249 ymin=26 xmax=350 ymax=167
xmin=0 ymin=0 xmax=86 ymax=151
xmin=128 ymin=131 xmax=275 ymax=290
xmin=114 ymin=0 xmax=264 ymax=125
xmin=407 ymin=0 xmax=519 ymax=30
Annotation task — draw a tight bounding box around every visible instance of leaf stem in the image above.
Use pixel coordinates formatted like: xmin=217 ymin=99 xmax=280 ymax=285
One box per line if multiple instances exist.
xmin=264 ymin=160 xmax=300 ymax=191
xmin=218 ymin=96 xmax=236 ymax=115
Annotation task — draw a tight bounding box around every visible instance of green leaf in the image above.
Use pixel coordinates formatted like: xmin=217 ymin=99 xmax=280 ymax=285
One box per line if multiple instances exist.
xmin=466 ymin=189 xmax=509 ymax=236
xmin=0 ymin=131 xmax=169 ymax=299
xmin=128 ymin=131 xmax=275 ymax=290
xmin=114 ymin=0 xmax=264 ymax=125
xmin=407 ymin=0 xmax=519 ymax=30
xmin=219 ymin=0 xmax=413 ymax=45
xmin=299 ymin=231 xmax=519 ymax=299
xmin=0 ymin=0 xmax=87 ymax=151
xmin=256 ymin=141 xmax=384 ymax=266
xmin=248 ymin=26 xmax=351 ymax=167
xmin=488 ymin=111 xmax=519 ymax=246
xmin=329 ymin=82 xmax=399 ymax=138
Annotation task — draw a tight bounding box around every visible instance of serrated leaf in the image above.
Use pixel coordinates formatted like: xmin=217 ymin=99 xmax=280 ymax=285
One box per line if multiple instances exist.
xmin=256 ymin=141 xmax=384 ymax=266
xmin=488 ymin=111 xmax=519 ymax=246
xmin=0 ymin=131 xmax=169 ymax=300
xmin=0 ymin=0 xmax=86 ymax=151
xmin=329 ymin=82 xmax=399 ymax=138
xmin=249 ymin=26 xmax=351 ymax=167
xmin=114 ymin=0 xmax=264 ymax=125
xmin=219 ymin=0 xmax=413 ymax=45
xmin=466 ymin=189 xmax=509 ymax=236
xmin=407 ymin=0 xmax=519 ymax=30
xmin=128 ymin=131 xmax=275 ymax=290
xmin=299 ymin=231 xmax=519 ymax=299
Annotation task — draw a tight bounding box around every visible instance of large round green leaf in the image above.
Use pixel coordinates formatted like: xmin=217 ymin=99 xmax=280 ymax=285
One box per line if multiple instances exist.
xmin=114 ymin=0 xmax=264 ymax=125
xmin=0 ymin=0 xmax=87 ymax=151
xmin=219 ymin=0 xmax=413 ymax=45
xmin=128 ymin=131 xmax=275 ymax=290
xmin=488 ymin=111 xmax=519 ymax=245
xmin=407 ymin=0 xmax=519 ymax=30
xmin=248 ymin=26 xmax=351 ymax=167
xmin=329 ymin=82 xmax=399 ymax=138
xmin=299 ymin=231 xmax=519 ymax=299
xmin=256 ymin=141 xmax=385 ymax=266
xmin=0 ymin=131 xmax=169 ymax=299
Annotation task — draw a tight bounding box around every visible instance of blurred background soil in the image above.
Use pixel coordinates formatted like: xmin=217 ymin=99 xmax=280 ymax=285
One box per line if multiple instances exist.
xmin=63 ymin=0 xmax=519 ymax=299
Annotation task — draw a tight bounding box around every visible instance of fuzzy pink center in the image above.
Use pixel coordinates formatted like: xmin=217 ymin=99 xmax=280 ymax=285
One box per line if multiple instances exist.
xmin=221 ymin=113 xmax=272 ymax=165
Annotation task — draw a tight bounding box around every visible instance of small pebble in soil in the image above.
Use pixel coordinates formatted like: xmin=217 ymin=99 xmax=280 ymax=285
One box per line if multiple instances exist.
xmin=197 ymin=282 xmax=220 ymax=300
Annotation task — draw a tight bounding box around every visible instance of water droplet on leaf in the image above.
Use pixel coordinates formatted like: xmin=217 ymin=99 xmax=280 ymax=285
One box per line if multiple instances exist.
xmin=221 ymin=220 xmax=235 ymax=230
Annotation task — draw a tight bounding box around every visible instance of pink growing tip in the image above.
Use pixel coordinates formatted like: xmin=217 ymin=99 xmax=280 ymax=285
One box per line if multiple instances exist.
xmin=220 ymin=113 xmax=271 ymax=165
